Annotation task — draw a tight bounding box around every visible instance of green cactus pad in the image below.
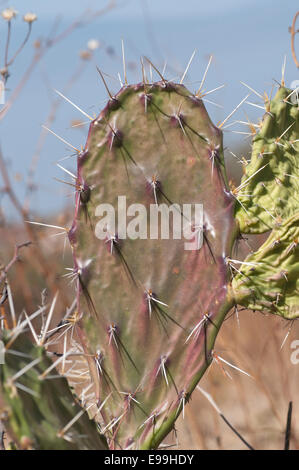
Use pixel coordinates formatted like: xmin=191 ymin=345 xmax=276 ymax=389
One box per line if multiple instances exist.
xmin=0 ymin=331 xmax=107 ymax=450
xmin=232 ymin=212 xmax=299 ymax=319
xmin=235 ymin=86 xmax=299 ymax=234
xmin=70 ymin=81 xmax=237 ymax=449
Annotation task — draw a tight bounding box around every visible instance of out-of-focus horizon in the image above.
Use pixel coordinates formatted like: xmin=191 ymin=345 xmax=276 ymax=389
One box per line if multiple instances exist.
xmin=0 ymin=0 xmax=298 ymax=216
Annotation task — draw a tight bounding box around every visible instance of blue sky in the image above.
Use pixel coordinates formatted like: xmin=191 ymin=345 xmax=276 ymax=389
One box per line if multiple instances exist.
xmin=0 ymin=0 xmax=298 ymax=216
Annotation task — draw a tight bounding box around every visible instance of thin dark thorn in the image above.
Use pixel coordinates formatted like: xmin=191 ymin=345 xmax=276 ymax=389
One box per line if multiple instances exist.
xmin=150 ymin=106 xmax=167 ymax=145
xmin=144 ymin=57 xmax=166 ymax=83
xmin=154 ymin=303 xmax=185 ymax=331
xmin=121 ymin=144 xmax=138 ymax=167
xmin=284 ymin=401 xmax=293 ymax=450
xmin=78 ymin=275 xmax=99 ymax=319
xmin=96 ymin=66 xmax=114 ymax=100
xmin=203 ymin=320 xmax=208 ymax=364
xmin=203 ymin=232 xmax=216 ymax=263
xmin=119 ymin=147 xmax=130 ymax=182
xmin=115 ymin=244 xmax=137 ymax=287
xmin=165 ymin=364 xmax=179 ymax=396
xmin=116 ymin=334 xmax=140 ymax=374
xmin=220 ymin=413 xmax=255 ymax=450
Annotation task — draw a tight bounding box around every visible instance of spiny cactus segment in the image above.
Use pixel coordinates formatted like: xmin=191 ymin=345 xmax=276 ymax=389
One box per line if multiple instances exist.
xmin=70 ymin=77 xmax=238 ymax=449
xmin=233 ymin=212 xmax=299 ymax=319
xmin=235 ymin=86 xmax=299 ymax=233
xmin=233 ymin=86 xmax=299 ymax=319
xmin=0 ymin=306 xmax=107 ymax=450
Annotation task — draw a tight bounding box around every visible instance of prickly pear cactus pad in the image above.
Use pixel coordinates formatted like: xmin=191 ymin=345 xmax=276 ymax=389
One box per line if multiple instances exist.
xmin=0 ymin=330 xmax=107 ymax=450
xmin=235 ymin=86 xmax=299 ymax=234
xmin=232 ymin=212 xmax=299 ymax=319
xmin=69 ymin=81 xmax=237 ymax=449
xmin=233 ymin=85 xmax=299 ymax=319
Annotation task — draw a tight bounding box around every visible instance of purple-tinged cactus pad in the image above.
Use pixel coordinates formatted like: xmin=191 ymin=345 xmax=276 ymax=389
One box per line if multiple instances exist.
xmin=70 ymin=82 xmax=237 ymax=449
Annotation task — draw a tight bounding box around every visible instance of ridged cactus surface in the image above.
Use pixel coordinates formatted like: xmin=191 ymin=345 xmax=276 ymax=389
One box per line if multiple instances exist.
xmin=70 ymin=82 xmax=237 ymax=449
xmin=233 ymin=86 xmax=299 ymax=319
xmin=235 ymin=87 xmax=299 ymax=233
xmin=233 ymin=212 xmax=299 ymax=318
xmin=0 ymin=330 xmax=107 ymax=450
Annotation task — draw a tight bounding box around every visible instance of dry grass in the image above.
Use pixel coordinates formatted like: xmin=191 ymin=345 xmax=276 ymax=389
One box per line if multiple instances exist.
xmin=176 ymin=310 xmax=299 ymax=450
